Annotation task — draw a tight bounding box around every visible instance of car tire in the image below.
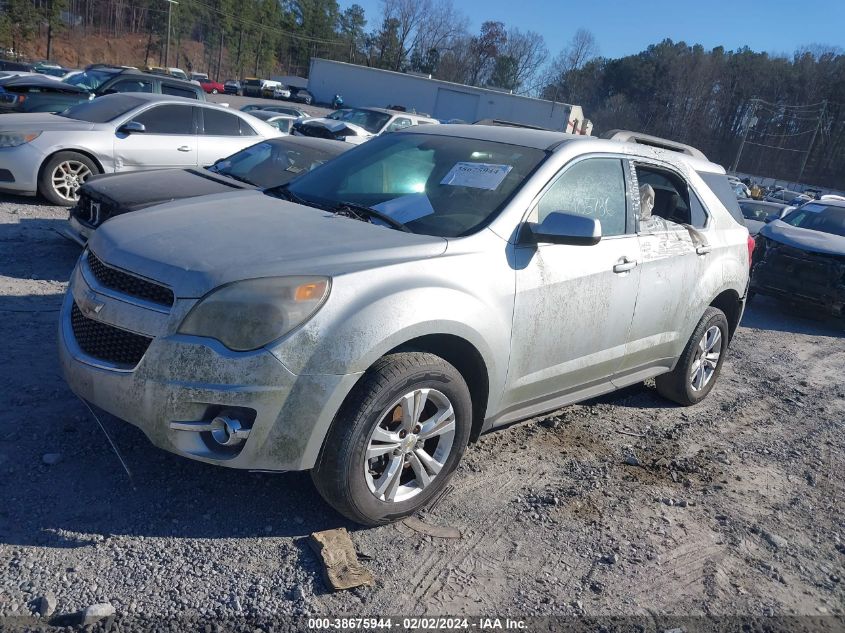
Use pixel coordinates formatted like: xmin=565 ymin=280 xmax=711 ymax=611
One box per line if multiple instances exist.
xmin=38 ymin=151 xmax=99 ymax=206
xmin=311 ymin=352 xmax=473 ymax=526
xmin=655 ymin=307 xmax=730 ymax=406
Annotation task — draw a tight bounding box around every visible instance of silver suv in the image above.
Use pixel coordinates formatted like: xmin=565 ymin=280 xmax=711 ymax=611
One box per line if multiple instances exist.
xmin=59 ymin=125 xmax=751 ymax=525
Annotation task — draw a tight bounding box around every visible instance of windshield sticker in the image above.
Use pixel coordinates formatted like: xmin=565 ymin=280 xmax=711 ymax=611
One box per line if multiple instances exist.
xmin=440 ymin=162 xmax=512 ymax=190
xmin=372 ymin=194 xmax=435 ymax=224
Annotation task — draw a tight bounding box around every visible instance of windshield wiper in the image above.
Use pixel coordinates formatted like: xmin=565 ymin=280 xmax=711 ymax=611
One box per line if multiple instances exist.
xmin=268 ymin=183 xmax=322 ymax=208
xmin=332 ymin=201 xmax=412 ymax=233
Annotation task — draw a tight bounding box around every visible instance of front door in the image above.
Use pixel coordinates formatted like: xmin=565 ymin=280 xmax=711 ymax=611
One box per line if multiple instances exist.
xmin=501 ymin=157 xmax=641 ymax=417
xmin=114 ymin=103 xmax=198 ymax=171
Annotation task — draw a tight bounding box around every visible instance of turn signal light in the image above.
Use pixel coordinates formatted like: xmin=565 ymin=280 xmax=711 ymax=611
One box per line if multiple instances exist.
xmin=295 ymin=280 xmax=328 ymax=302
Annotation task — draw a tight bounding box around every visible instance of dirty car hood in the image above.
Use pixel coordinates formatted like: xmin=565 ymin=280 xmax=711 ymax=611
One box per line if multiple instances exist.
xmin=300 ymin=118 xmax=371 ymax=137
xmin=88 ymin=190 xmax=448 ymax=298
xmin=0 ymin=112 xmax=95 ymax=132
xmin=83 ymin=168 xmax=248 ymax=213
xmin=760 ymin=220 xmax=845 ymax=257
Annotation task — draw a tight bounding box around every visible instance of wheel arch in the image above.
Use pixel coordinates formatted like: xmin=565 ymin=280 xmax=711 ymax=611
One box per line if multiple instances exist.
xmin=38 ymin=148 xmax=105 ymax=183
xmin=709 ymin=288 xmax=743 ymax=339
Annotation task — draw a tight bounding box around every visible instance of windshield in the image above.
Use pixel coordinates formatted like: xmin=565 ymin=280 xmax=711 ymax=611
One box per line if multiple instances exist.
xmin=210 ymin=140 xmax=342 ymax=188
xmin=739 ymin=202 xmax=772 ymax=222
xmin=285 ymin=133 xmax=547 ymax=237
xmin=58 ymin=94 xmax=144 ymax=123
xmin=326 ymin=108 xmax=392 ymax=134
xmin=781 ymin=204 xmax=845 ymax=238
xmin=63 ymin=68 xmax=118 ymax=91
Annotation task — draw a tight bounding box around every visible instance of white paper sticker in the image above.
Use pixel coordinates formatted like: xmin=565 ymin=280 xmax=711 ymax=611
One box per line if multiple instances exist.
xmin=440 ymin=162 xmax=513 ymax=190
xmin=372 ymin=194 xmax=435 ymax=224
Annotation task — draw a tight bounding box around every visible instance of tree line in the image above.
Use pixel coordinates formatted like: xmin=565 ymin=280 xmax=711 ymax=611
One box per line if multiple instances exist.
xmin=1 ymin=1 xmax=843 ymax=187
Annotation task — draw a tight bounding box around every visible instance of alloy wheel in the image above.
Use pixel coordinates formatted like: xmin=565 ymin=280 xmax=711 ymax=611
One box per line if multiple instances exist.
xmin=51 ymin=160 xmax=92 ymax=203
xmin=364 ymin=388 xmax=456 ymax=503
xmin=690 ymin=325 xmax=722 ymax=391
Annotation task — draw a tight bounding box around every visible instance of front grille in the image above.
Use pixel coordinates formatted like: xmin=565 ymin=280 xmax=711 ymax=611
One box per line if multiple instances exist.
xmin=71 ymin=303 xmax=153 ymax=368
xmin=87 ymin=251 xmax=174 ymax=307
xmin=73 ymin=192 xmax=117 ymax=228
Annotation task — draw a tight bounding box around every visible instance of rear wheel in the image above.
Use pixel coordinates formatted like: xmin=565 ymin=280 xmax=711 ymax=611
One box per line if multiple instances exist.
xmin=312 ymin=352 xmax=472 ymax=526
xmin=39 ymin=151 xmax=99 ymax=206
xmin=656 ymin=307 xmax=729 ymax=406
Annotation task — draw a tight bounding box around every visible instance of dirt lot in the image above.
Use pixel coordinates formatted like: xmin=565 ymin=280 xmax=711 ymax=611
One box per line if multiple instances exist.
xmin=0 ymin=195 xmax=843 ymax=630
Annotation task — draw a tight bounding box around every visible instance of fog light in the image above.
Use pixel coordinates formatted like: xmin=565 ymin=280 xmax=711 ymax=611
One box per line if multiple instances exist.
xmin=210 ymin=416 xmax=247 ymax=446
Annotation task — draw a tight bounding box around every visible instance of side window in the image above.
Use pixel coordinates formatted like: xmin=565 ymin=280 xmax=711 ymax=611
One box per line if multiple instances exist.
xmin=110 ymin=79 xmax=153 ymax=93
xmin=537 ymin=158 xmax=628 ymax=237
xmin=273 ymin=119 xmax=292 ymax=134
xmin=161 ymin=83 xmax=199 ymax=99
xmin=239 ymin=118 xmax=257 ymax=136
xmin=689 ymin=191 xmax=708 ymax=228
xmin=132 ymin=105 xmax=194 ymax=134
xmin=385 ymin=117 xmax=413 ymax=133
xmin=635 ymin=165 xmax=693 ymax=226
xmin=202 ymin=108 xmax=242 ymax=136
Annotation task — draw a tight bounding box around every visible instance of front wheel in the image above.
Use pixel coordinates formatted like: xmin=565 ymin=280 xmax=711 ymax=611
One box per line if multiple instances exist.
xmin=38 ymin=151 xmax=99 ymax=206
xmin=312 ymin=352 xmax=472 ymax=526
xmin=656 ymin=307 xmax=729 ymax=406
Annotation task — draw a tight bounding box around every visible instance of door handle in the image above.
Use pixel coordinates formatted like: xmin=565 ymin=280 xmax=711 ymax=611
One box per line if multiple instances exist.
xmin=177 ymin=145 xmax=192 ymax=152
xmin=613 ymin=258 xmax=639 ymax=273
xmin=696 ymin=245 xmax=712 ymax=255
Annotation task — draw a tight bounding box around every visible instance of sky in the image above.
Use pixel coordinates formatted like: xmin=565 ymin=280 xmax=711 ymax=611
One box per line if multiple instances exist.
xmin=346 ymin=0 xmax=845 ymax=60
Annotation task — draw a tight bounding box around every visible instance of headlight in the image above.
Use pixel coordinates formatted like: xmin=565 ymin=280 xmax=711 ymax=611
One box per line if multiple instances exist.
xmin=178 ymin=276 xmax=330 ymax=351
xmin=0 ymin=131 xmax=42 ymax=148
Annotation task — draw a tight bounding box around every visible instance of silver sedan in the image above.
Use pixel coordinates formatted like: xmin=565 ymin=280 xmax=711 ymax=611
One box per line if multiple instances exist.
xmin=0 ymin=93 xmax=281 ymax=205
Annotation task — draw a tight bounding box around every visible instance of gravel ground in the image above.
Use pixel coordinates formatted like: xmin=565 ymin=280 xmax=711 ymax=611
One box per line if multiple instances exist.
xmin=0 ymin=195 xmax=843 ymax=630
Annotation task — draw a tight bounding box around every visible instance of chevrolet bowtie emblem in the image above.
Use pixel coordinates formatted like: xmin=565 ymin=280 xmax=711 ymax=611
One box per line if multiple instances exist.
xmin=81 ymin=289 xmax=104 ymax=316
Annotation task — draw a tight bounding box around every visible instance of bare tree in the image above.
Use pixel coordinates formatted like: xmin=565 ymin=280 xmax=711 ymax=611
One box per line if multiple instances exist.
xmin=380 ymin=0 xmax=467 ymax=71
xmin=502 ymin=28 xmax=547 ymax=94
xmin=544 ymin=28 xmax=599 ymax=96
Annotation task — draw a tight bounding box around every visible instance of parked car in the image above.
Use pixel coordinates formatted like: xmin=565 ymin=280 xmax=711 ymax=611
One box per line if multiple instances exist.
xmin=0 ymin=74 xmax=92 ymax=113
xmin=293 ymin=106 xmax=439 ymax=144
xmin=58 ymin=126 xmax=750 ymax=525
xmin=751 ymin=198 xmax=845 ymax=315
xmin=272 ymin=85 xmax=291 ymax=100
xmin=190 ymin=72 xmax=209 ymax=82
xmin=167 ymin=67 xmax=189 ymax=81
xmin=0 ymin=60 xmax=34 ymax=72
xmin=223 ymin=80 xmax=241 ymax=95
xmin=0 ymin=93 xmax=281 ymax=205
xmin=738 ymin=199 xmax=787 ymax=235
xmin=198 ymin=78 xmax=225 ymax=94
xmin=0 ymin=64 xmax=206 ymax=115
xmin=242 ymin=78 xmax=263 ymax=98
xmin=66 ymin=136 xmax=350 ymax=244
xmin=240 ymin=103 xmax=308 ymax=118
xmin=246 ymin=110 xmax=297 ymax=134
xmin=764 ymin=188 xmax=806 ymax=205
xmin=289 ymin=87 xmax=313 ymax=104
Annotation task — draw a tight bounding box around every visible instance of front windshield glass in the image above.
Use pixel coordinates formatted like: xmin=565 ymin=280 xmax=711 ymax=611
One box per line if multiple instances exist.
xmin=739 ymin=203 xmax=771 ymax=222
xmin=285 ymin=133 xmax=547 ymax=237
xmin=326 ymin=108 xmax=392 ymax=134
xmin=210 ymin=140 xmax=341 ymax=188
xmin=63 ymin=68 xmax=118 ymax=91
xmin=782 ymin=204 xmax=845 ymax=237
xmin=58 ymin=94 xmax=144 ymax=123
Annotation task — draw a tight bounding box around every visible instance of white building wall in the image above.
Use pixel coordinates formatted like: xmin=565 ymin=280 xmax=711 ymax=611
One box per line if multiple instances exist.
xmin=307 ymin=58 xmax=588 ymax=133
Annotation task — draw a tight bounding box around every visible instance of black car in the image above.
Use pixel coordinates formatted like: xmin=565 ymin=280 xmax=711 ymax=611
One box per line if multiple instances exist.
xmin=0 ymin=60 xmax=34 ymax=72
xmin=240 ymin=103 xmax=308 ymax=118
xmin=66 ymin=136 xmax=351 ymax=244
xmin=289 ymin=87 xmax=314 ymax=105
xmin=751 ymin=199 xmax=845 ymax=316
xmin=224 ymin=80 xmax=241 ymax=95
xmin=0 ymin=64 xmax=204 ymax=114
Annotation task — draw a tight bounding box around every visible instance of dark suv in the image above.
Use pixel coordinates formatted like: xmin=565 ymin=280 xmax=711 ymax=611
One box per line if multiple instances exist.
xmin=0 ymin=64 xmax=205 ymax=114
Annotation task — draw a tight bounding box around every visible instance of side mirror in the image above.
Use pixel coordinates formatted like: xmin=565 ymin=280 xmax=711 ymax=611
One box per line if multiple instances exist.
xmin=118 ymin=121 xmax=145 ymax=134
xmin=520 ymin=211 xmax=602 ymax=246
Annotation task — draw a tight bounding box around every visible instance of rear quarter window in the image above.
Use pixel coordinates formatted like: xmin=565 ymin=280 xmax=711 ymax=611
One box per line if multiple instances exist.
xmin=697 ymin=171 xmax=744 ymax=225
xmin=161 ymin=83 xmax=200 ymax=99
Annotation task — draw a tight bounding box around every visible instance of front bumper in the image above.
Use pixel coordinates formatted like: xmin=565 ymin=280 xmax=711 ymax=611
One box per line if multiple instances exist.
xmin=60 ymin=215 xmax=90 ymax=246
xmin=59 ymin=255 xmax=361 ymax=471
xmin=751 ymin=244 xmax=845 ymax=316
xmin=0 ymin=143 xmax=41 ymax=195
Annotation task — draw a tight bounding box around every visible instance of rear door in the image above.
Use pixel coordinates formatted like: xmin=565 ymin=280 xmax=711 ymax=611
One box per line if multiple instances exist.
xmin=197 ymin=107 xmax=259 ymax=166
xmin=114 ymin=103 xmax=198 ymax=171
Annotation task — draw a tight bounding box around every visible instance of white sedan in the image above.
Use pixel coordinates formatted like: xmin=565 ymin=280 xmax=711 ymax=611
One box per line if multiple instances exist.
xmin=0 ymin=92 xmax=282 ymax=205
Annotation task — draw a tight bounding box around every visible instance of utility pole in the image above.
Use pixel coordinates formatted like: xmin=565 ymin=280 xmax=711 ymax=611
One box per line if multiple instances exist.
xmin=798 ymin=100 xmax=826 ymax=183
xmin=165 ymin=0 xmax=178 ymax=68
xmin=731 ymin=99 xmax=758 ymax=173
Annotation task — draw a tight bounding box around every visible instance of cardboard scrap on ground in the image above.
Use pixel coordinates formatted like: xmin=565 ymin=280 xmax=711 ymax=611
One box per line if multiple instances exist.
xmin=309 ymin=528 xmax=375 ymax=591
xmin=402 ymin=516 xmax=461 ymax=539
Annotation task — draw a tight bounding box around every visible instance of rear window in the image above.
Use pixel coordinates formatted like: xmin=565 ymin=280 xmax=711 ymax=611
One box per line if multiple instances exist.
xmin=161 ymin=83 xmax=199 ymax=99
xmin=697 ymin=171 xmax=744 ymax=225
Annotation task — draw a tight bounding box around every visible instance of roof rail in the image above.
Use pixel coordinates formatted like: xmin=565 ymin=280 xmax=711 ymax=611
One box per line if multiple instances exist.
xmin=474 ymin=118 xmax=550 ymax=131
xmin=603 ymin=130 xmax=708 ymax=160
